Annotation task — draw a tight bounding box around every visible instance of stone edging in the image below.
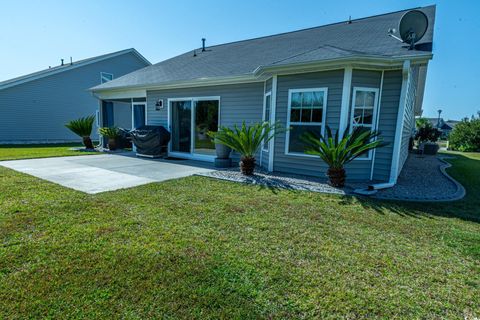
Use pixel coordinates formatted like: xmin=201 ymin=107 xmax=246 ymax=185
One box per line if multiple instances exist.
xmin=435 ymin=156 xmax=466 ymax=201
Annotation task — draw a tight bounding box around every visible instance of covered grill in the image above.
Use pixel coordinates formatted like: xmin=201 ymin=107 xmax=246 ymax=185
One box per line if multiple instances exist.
xmin=130 ymin=125 xmax=171 ymax=158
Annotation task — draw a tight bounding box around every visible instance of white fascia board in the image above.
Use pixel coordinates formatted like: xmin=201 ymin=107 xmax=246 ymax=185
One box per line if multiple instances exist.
xmin=255 ymin=54 xmax=432 ymax=76
xmin=93 ymin=89 xmax=147 ymax=100
xmin=91 ymin=74 xmax=265 ymax=93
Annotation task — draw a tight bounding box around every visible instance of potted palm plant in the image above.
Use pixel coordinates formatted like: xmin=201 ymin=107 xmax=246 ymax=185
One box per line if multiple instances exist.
xmin=99 ymin=127 xmax=120 ymax=151
xmin=302 ymin=126 xmax=386 ymax=187
xmin=210 ymin=121 xmax=283 ymax=175
xmin=65 ymin=115 xmax=96 ymax=149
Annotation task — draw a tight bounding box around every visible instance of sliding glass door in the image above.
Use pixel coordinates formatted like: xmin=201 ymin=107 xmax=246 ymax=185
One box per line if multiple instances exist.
xmin=171 ymin=100 xmax=192 ymax=153
xmin=170 ymin=98 xmax=219 ymax=158
xmin=194 ymin=100 xmax=219 ymax=155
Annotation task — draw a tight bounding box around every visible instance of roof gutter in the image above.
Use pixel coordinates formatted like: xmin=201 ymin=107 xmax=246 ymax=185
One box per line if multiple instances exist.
xmin=90 ymin=74 xmax=263 ymax=93
xmin=254 ymin=54 xmax=432 ymax=77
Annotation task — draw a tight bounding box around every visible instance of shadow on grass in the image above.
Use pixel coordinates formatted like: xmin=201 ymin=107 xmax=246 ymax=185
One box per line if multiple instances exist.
xmin=344 ymin=153 xmax=480 ymax=223
xmin=259 ymin=152 xmax=480 ymax=223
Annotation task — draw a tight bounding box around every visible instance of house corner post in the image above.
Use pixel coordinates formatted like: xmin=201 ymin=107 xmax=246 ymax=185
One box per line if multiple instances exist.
xmin=268 ymin=75 xmax=278 ymax=172
xmin=339 ymin=66 xmax=353 ymax=137
xmin=389 ymin=60 xmax=411 ymax=183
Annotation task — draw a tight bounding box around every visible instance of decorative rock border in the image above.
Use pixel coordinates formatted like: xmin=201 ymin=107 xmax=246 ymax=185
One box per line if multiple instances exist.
xmin=197 ymin=155 xmax=466 ymax=203
xmin=373 ymin=155 xmax=466 ymax=202
xmin=196 ymin=168 xmax=366 ymax=196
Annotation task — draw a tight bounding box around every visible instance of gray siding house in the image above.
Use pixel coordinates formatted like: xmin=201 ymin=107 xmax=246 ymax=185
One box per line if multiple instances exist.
xmin=0 ymin=49 xmax=150 ymax=143
xmin=92 ymin=6 xmax=435 ymax=185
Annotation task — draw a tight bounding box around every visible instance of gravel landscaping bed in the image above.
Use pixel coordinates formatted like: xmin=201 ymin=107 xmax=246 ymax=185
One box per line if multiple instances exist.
xmin=197 ymin=168 xmax=369 ymax=196
xmin=198 ymin=154 xmax=465 ymax=202
xmin=374 ymin=154 xmax=465 ymax=201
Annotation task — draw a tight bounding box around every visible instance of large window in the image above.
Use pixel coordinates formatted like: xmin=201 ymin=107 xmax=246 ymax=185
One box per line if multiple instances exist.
xmin=285 ymin=88 xmax=327 ymax=155
xmin=100 ymin=72 xmax=113 ymax=84
xmin=350 ymin=87 xmax=379 ymax=159
xmin=262 ymin=92 xmax=272 ymax=151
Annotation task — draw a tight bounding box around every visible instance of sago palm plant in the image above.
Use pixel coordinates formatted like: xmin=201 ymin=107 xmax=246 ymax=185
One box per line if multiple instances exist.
xmin=209 ymin=121 xmax=283 ymax=175
xmin=302 ymin=126 xmax=387 ymax=187
xmin=99 ymin=127 xmax=120 ymax=150
xmin=65 ymin=115 xmax=96 ymax=149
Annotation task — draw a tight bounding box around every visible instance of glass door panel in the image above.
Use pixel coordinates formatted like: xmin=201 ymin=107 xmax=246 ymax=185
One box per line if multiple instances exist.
xmin=132 ymin=104 xmax=146 ymax=129
xmin=171 ymin=100 xmax=192 ymax=153
xmin=194 ymin=100 xmax=219 ymax=155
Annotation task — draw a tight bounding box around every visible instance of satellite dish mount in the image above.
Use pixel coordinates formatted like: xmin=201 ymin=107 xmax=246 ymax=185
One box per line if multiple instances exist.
xmin=388 ymin=10 xmax=428 ymax=50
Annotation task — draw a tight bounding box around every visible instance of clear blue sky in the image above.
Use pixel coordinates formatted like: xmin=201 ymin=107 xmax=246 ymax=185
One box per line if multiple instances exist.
xmin=1 ymin=0 xmax=478 ymax=120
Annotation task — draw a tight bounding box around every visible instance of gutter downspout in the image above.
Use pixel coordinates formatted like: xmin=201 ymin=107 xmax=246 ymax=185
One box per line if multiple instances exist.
xmin=369 ymin=60 xmax=411 ymax=190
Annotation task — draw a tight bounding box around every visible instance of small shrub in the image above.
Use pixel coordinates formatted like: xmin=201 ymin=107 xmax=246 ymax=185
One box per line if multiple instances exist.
xmin=65 ymin=115 xmax=96 ymax=149
xmin=209 ymin=121 xmax=283 ymax=175
xmin=415 ymin=121 xmax=441 ymax=143
xmin=449 ymin=117 xmax=480 ymax=152
xmin=99 ymin=127 xmax=119 ymax=139
xmin=302 ymin=126 xmax=387 ymax=187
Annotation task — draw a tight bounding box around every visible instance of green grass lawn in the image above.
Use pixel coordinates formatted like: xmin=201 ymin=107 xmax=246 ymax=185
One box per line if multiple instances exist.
xmin=0 ymin=143 xmax=97 ymax=161
xmin=0 ymin=149 xmax=479 ymax=319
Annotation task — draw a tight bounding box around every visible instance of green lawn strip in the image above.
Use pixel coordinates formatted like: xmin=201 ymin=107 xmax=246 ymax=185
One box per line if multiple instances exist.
xmin=0 ymin=154 xmax=479 ymax=318
xmin=0 ymin=143 xmax=97 ymax=161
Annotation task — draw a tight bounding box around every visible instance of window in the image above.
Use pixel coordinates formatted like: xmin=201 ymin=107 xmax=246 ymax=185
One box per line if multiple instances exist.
xmin=286 ymin=88 xmax=327 ymax=155
xmin=262 ymin=92 xmax=272 ymax=151
xmin=350 ymin=87 xmax=379 ymax=159
xmin=100 ymin=72 xmax=113 ymax=84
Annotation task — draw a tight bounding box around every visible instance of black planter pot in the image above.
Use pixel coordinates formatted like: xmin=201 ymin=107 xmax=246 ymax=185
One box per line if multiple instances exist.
xmin=215 ymin=143 xmax=231 ymax=159
xmin=422 ymin=143 xmax=439 ymax=155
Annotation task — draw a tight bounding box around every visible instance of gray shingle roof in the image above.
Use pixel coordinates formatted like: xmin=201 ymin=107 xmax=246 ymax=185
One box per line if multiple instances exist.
xmin=93 ymin=5 xmax=435 ymax=91
xmin=0 ymin=48 xmax=150 ymax=90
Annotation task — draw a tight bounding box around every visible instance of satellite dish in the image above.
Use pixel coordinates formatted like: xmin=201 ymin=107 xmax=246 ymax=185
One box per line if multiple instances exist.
xmin=388 ymin=10 xmax=428 ymax=50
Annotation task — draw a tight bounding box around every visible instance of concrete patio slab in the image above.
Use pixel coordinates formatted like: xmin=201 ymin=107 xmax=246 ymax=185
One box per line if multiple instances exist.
xmin=0 ymin=153 xmax=214 ymax=194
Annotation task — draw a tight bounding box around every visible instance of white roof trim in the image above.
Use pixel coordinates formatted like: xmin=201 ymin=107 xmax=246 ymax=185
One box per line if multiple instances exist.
xmin=0 ymin=48 xmax=151 ymax=91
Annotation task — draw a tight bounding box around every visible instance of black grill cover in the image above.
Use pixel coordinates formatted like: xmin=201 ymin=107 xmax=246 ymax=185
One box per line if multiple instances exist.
xmin=130 ymin=125 xmax=171 ymax=156
xmin=117 ymin=128 xmax=132 ymax=149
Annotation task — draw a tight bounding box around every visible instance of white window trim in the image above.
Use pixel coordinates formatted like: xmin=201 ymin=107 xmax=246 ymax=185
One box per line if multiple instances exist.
xmin=349 ymin=86 xmax=380 ymax=161
xmin=284 ymin=87 xmax=328 ymax=158
xmin=167 ymin=96 xmax=221 ymax=161
xmin=100 ymin=72 xmax=113 ymax=84
xmin=262 ymin=91 xmax=272 ymax=152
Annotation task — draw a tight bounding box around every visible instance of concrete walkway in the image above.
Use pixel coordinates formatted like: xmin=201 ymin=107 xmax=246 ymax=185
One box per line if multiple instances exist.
xmin=0 ymin=153 xmax=214 ymax=194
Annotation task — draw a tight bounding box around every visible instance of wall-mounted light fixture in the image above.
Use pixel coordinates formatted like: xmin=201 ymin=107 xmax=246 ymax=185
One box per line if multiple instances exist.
xmin=155 ymin=99 xmax=164 ymax=110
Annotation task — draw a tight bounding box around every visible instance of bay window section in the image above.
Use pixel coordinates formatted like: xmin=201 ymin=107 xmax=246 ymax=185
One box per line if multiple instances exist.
xmin=286 ymin=88 xmax=327 ymax=155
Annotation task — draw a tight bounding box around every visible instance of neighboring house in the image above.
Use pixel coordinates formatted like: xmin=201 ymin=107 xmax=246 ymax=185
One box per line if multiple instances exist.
xmin=0 ymin=49 xmax=150 ymax=144
xmin=425 ymin=118 xmax=459 ymax=138
xmin=91 ymin=6 xmax=435 ymax=184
